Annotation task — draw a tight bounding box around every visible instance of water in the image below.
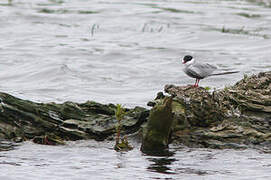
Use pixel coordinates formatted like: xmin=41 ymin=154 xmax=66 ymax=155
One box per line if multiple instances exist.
xmin=1 ymin=141 xmax=271 ymax=180
xmin=1 ymin=0 xmax=271 ymax=179
xmin=1 ymin=0 xmax=271 ymax=107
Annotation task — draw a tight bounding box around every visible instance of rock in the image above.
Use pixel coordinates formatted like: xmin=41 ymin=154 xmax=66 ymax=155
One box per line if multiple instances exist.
xmin=141 ymin=96 xmax=174 ymax=155
xmin=165 ymin=85 xmax=225 ymax=127
xmin=160 ymin=72 xmax=271 ymax=149
xmin=0 ymin=93 xmax=149 ymax=145
xmin=1 ymin=71 xmax=271 ymax=151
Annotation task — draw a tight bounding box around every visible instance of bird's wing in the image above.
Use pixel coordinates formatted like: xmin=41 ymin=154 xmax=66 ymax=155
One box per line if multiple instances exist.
xmin=189 ymin=63 xmax=217 ymax=78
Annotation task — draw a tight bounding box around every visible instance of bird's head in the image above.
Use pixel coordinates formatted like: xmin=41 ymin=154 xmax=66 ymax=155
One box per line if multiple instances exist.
xmin=182 ymin=55 xmax=194 ymax=65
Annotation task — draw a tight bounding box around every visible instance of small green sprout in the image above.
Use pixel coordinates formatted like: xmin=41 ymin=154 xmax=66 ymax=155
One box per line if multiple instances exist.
xmin=114 ymin=104 xmax=133 ymax=151
xmin=204 ymin=86 xmax=211 ymax=91
xmin=115 ymin=104 xmax=126 ymax=145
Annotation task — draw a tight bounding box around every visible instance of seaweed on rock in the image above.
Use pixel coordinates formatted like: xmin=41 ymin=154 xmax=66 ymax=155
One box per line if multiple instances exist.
xmin=1 ymin=71 xmax=271 ymax=152
xmin=151 ymin=72 xmax=271 ymax=149
xmin=0 ymin=93 xmax=149 ymax=145
xmin=141 ymin=96 xmax=174 ymax=155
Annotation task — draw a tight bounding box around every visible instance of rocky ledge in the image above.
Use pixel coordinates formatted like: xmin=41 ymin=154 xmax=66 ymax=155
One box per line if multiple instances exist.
xmin=146 ymin=71 xmax=271 ymax=151
xmin=0 ymin=93 xmax=149 ymax=145
xmin=1 ymin=72 xmax=271 ymax=152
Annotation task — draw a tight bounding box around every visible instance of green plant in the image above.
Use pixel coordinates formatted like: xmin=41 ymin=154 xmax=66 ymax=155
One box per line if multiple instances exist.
xmin=115 ymin=104 xmax=126 ymax=145
xmin=204 ymin=86 xmax=211 ymax=91
xmin=114 ymin=104 xmax=133 ymax=151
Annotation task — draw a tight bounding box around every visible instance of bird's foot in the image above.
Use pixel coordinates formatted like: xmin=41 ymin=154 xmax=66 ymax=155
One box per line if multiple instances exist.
xmin=184 ymin=84 xmax=199 ymax=89
xmin=193 ymin=84 xmax=199 ymax=87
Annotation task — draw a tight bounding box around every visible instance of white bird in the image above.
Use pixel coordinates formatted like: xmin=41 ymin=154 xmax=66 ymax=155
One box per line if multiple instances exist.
xmin=182 ymin=55 xmax=239 ymax=87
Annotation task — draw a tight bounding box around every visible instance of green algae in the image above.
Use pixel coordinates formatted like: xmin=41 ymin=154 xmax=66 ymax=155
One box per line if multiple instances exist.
xmin=162 ymin=71 xmax=271 ymax=149
xmin=141 ymin=96 xmax=173 ymax=154
xmin=0 ymin=93 xmax=148 ymax=145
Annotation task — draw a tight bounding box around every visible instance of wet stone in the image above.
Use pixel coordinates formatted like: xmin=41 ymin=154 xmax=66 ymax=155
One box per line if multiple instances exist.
xmin=1 ymin=71 xmax=271 ymax=151
xmin=159 ymin=72 xmax=271 ymax=149
xmin=0 ymin=92 xmax=148 ymax=145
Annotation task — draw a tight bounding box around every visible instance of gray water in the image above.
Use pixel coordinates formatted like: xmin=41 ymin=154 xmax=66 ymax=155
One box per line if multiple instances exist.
xmin=1 ymin=0 xmax=271 ymax=179
xmin=1 ymin=141 xmax=271 ymax=180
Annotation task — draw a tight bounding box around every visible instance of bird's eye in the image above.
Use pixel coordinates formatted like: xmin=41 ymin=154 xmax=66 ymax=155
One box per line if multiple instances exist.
xmin=183 ymin=55 xmax=193 ymax=62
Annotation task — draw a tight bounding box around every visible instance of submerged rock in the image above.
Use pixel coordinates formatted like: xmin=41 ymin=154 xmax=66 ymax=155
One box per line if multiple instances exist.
xmin=152 ymin=72 xmax=271 ymax=149
xmin=0 ymin=93 xmax=149 ymax=144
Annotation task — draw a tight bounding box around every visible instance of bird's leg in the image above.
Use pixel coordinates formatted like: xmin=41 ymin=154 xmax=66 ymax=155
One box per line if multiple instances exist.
xmin=193 ymin=79 xmax=198 ymax=87
xmin=194 ymin=79 xmax=200 ymax=87
xmin=196 ymin=79 xmax=200 ymax=87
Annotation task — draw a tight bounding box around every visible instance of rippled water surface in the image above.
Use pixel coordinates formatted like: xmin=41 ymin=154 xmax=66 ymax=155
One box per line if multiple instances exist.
xmin=1 ymin=141 xmax=271 ymax=180
xmin=1 ymin=0 xmax=271 ymax=107
xmin=1 ymin=0 xmax=271 ymax=179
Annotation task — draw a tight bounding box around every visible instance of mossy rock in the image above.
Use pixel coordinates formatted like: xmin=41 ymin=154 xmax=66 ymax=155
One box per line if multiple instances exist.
xmin=0 ymin=92 xmax=149 ymax=144
xmin=153 ymin=72 xmax=271 ymax=150
xmin=141 ymin=96 xmax=174 ymax=154
xmin=165 ymin=85 xmax=225 ymax=127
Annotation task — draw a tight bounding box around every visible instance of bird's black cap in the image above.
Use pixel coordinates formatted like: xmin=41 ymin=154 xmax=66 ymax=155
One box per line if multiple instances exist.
xmin=183 ymin=55 xmax=193 ymax=63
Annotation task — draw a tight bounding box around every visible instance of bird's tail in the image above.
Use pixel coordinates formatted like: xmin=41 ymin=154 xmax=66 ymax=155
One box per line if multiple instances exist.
xmin=209 ymin=71 xmax=240 ymax=76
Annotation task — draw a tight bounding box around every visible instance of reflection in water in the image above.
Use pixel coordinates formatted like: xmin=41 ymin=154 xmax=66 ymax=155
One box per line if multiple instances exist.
xmin=147 ymin=157 xmax=177 ymax=174
xmin=175 ymin=167 xmax=208 ymax=176
xmin=0 ymin=141 xmax=271 ymax=179
xmin=1 ymin=0 xmax=271 ymax=179
xmin=116 ymin=152 xmax=127 ymax=169
xmin=0 ymin=141 xmax=17 ymax=152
